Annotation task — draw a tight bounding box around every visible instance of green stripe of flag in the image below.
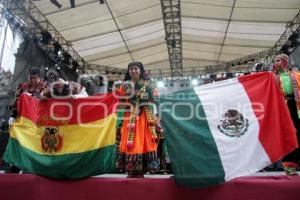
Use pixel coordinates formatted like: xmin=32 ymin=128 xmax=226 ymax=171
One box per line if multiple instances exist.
xmin=4 ymin=138 xmax=116 ymax=179
xmin=160 ymin=89 xmax=225 ymax=187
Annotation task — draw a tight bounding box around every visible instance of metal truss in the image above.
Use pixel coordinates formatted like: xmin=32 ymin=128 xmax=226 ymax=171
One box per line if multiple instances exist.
xmin=160 ymin=0 xmax=182 ymax=77
xmin=2 ymin=1 xmax=299 ymax=79
xmin=208 ymin=10 xmax=300 ymax=72
xmin=150 ymin=10 xmax=300 ymax=78
xmin=2 ymin=0 xmax=88 ymax=68
xmin=2 ymin=0 xmax=124 ymax=75
xmin=85 ymin=63 xmax=126 ymax=79
xmin=146 ymin=65 xmax=253 ymax=80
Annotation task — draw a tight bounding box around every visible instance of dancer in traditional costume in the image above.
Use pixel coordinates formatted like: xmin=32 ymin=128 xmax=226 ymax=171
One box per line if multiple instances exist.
xmin=116 ymin=62 xmax=161 ymax=177
xmin=273 ymin=54 xmax=300 ymax=175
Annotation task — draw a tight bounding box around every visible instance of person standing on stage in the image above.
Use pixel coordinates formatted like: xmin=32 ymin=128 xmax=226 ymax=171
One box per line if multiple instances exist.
xmin=8 ymin=68 xmax=46 ymax=125
xmin=41 ymin=78 xmax=88 ymax=99
xmin=6 ymin=68 xmax=46 ymax=173
xmin=273 ymin=54 xmax=300 ymax=175
xmin=116 ymin=61 xmax=162 ymax=177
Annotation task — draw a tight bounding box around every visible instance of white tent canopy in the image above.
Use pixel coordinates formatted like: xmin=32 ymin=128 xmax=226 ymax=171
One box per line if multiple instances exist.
xmin=32 ymin=0 xmax=300 ymax=71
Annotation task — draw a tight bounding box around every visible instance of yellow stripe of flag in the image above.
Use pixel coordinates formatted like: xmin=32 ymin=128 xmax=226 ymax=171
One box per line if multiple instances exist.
xmin=10 ymin=115 xmax=117 ymax=155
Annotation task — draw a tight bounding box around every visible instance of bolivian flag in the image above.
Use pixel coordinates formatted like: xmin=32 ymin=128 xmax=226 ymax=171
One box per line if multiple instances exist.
xmin=4 ymin=93 xmax=118 ymax=179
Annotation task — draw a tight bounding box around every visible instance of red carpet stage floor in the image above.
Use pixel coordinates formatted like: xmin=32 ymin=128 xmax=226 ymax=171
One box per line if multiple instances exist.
xmin=0 ymin=173 xmax=300 ymax=200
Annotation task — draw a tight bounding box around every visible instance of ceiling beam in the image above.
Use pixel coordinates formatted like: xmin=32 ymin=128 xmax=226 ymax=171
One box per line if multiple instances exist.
xmin=216 ymin=0 xmax=236 ymax=64
xmin=44 ymin=0 xmax=98 ymax=16
xmin=160 ymin=0 xmax=183 ymax=77
xmin=181 ymin=15 xmax=295 ymax=24
xmin=104 ymin=1 xmax=134 ymax=62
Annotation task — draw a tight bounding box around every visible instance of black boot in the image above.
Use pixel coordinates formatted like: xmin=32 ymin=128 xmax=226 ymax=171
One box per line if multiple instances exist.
xmin=5 ymin=165 xmax=20 ymax=173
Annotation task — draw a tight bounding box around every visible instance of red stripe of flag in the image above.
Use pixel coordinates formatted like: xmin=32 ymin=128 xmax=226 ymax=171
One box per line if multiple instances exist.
xmin=238 ymin=72 xmax=298 ymax=162
xmin=18 ymin=93 xmax=118 ymax=126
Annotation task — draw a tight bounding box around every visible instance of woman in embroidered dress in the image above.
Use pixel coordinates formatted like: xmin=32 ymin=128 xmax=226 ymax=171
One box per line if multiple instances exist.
xmin=116 ymin=61 xmax=161 ymax=177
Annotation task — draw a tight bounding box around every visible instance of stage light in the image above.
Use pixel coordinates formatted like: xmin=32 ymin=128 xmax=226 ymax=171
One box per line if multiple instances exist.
xmin=33 ymin=37 xmax=39 ymax=43
xmin=210 ymin=74 xmax=216 ymax=80
xmin=19 ymin=26 xmax=26 ymax=33
xmin=5 ymin=14 xmax=14 ymax=23
xmin=72 ymin=60 xmax=79 ymax=70
xmin=171 ymin=40 xmax=176 ymax=48
xmin=14 ymin=23 xmax=20 ymax=29
xmin=53 ymin=42 xmax=62 ymax=57
xmin=288 ymin=31 xmax=299 ymax=42
xmin=255 ymin=63 xmax=263 ymax=72
xmin=62 ymin=51 xmax=71 ymax=65
xmin=288 ymin=31 xmax=300 ymax=49
xmin=40 ymin=30 xmax=52 ymax=45
xmin=157 ymin=81 xmax=164 ymax=88
xmin=191 ymin=79 xmax=198 ymax=86
xmin=108 ymin=80 xmax=114 ymax=92
xmin=50 ymin=0 xmax=62 ymax=9
xmin=70 ymin=0 xmax=75 ymax=8
xmin=280 ymin=30 xmax=299 ymax=55
xmin=95 ymin=76 xmax=105 ymax=87
xmin=280 ymin=44 xmax=291 ymax=55
xmin=226 ymin=72 xmax=234 ymax=78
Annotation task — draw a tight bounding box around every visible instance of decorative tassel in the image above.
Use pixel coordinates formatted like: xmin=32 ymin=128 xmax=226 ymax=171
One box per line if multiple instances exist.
xmin=144 ymin=106 xmax=158 ymax=143
xmin=127 ymin=108 xmax=136 ymax=149
xmin=127 ymin=123 xmax=136 ymax=130
xmin=126 ymin=140 xmax=134 ymax=149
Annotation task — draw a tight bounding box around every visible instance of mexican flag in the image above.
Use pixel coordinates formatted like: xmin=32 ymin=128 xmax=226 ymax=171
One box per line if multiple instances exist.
xmin=160 ymin=72 xmax=298 ymax=188
xmin=4 ymin=93 xmax=118 ymax=179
